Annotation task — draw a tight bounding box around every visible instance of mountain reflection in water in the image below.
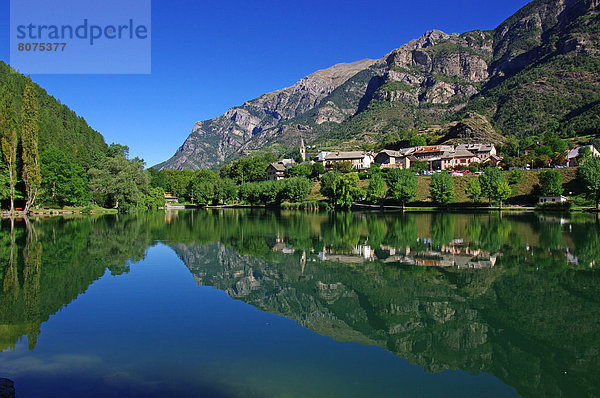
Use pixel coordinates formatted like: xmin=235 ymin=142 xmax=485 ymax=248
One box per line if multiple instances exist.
xmin=1 ymin=210 xmax=599 ymax=397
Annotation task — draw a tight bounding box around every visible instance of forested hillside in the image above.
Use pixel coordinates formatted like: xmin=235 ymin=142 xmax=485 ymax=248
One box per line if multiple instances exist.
xmin=0 ymin=62 xmax=163 ymax=212
xmin=0 ymin=61 xmax=108 ymax=208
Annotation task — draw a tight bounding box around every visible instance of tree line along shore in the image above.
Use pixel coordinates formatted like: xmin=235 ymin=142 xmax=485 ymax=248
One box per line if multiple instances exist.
xmin=2 ymin=78 xmax=600 ymax=216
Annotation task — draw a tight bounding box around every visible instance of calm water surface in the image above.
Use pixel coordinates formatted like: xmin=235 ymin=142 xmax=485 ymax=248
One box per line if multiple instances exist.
xmin=0 ymin=210 xmax=599 ymax=397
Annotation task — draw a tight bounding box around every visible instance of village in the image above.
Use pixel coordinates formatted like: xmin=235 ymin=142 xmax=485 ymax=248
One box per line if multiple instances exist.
xmin=265 ymin=140 xmax=599 ymax=181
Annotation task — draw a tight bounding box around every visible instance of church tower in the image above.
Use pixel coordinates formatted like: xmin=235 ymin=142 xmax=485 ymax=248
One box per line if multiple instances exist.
xmin=299 ymin=137 xmax=306 ymax=163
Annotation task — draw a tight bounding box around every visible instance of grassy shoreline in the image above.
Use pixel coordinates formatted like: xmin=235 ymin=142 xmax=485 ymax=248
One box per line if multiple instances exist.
xmin=1 ymin=205 xmax=118 ymax=219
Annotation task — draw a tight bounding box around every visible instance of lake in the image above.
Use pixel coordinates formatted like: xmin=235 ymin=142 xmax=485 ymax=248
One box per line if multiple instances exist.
xmin=0 ymin=210 xmax=599 ymax=397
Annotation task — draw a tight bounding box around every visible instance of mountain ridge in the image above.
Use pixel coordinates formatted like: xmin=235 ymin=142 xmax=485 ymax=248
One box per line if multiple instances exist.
xmin=159 ymin=0 xmax=600 ymax=170
xmin=155 ymin=58 xmax=376 ymax=170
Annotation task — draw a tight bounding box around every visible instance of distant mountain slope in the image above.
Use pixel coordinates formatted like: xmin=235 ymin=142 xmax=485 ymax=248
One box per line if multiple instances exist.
xmin=160 ymin=0 xmax=600 ymax=170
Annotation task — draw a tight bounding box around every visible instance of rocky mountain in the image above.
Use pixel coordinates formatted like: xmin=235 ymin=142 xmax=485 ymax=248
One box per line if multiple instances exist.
xmin=155 ymin=59 xmax=375 ymax=170
xmin=159 ymin=0 xmax=600 ymax=170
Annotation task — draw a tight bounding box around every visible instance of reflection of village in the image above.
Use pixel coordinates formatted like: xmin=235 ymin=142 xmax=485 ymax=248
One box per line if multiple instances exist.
xmin=271 ymin=236 xmax=499 ymax=269
xmin=270 ymin=232 xmax=592 ymax=269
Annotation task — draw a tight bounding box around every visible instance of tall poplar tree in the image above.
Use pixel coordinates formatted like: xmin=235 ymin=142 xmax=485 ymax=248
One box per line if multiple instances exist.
xmin=0 ymin=92 xmax=18 ymax=213
xmin=21 ymin=78 xmax=41 ymax=213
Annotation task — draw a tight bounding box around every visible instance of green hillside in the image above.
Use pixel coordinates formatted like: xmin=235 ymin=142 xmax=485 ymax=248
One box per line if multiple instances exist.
xmin=0 ymin=61 xmax=110 ymax=208
xmin=0 ymin=61 xmax=108 ymax=165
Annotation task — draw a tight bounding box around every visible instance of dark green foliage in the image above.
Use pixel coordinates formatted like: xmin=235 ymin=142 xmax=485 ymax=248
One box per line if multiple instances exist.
xmin=0 ymin=61 xmax=108 ymax=167
xmin=577 ymin=156 xmax=600 ymax=208
xmin=320 ymin=171 xmax=342 ymax=206
xmin=386 ymin=169 xmax=417 ymax=207
xmin=40 ymin=147 xmax=88 ymax=206
xmin=332 ymin=161 xmax=353 ymax=173
xmin=212 ymin=177 xmax=238 ymax=205
xmin=220 ymin=153 xmax=277 ymax=184
xmin=430 ymin=171 xmax=455 ymax=206
xmin=163 ymin=169 xmax=195 ymax=198
xmin=538 ymin=170 xmax=563 ymax=196
xmin=107 ymin=143 xmax=130 ymax=158
xmin=237 ymin=177 xmax=309 ymax=206
xmin=238 ymin=182 xmax=261 ymax=205
xmin=282 ymin=177 xmax=311 ymax=203
xmin=142 ymin=187 xmax=166 ymax=210
xmin=320 ymin=171 xmax=362 ymax=209
xmin=258 ymin=180 xmax=282 ymax=205
xmin=285 ymin=163 xmax=312 ymax=179
xmin=0 ymin=62 xmax=112 ymax=210
xmin=21 ymin=78 xmax=41 ymax=211
xmin=147 ymin=168 xmax=168 ymax=190
xmin=311 ymin=162 xmax=325 ymax=177
xmin=366 ymin=173 xmax=386 ymax=204
xmin=0 ymin=92 xmax=18 ymax=211
xmin=88 ymin=155 xmax=150 ymax=212
xmin=409 ymin=135 xmax=427 ymax=147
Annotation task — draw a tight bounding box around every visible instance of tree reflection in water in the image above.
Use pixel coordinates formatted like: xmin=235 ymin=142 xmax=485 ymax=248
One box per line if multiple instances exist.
xmin=0 ymin=210 xmax=598 ymax=397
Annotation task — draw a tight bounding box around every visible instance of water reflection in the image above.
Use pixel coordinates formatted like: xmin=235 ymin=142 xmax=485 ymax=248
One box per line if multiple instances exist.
xmin=1 ymin=210 xmax=599 ymax=397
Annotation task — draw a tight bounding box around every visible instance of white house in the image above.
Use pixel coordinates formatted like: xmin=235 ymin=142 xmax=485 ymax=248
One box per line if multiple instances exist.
xmin=322 ymin=151 xmax=374 ymax=170
xmin=538 ymin=195 xmax=569 ymax=204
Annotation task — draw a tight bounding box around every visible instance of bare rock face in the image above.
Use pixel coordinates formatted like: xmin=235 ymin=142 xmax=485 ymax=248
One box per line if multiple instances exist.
xmin=490 ymin=0 xmax=599 ymax=77
xmin=158 ymin=59 xmax=376 ymax=170
xmin=315 ymin=102 xmax=347 ymax=124
xmin=160 ymin=28 xmax=495 ymax=170
xmin=381 ymin=29 xmax=492 ymax=106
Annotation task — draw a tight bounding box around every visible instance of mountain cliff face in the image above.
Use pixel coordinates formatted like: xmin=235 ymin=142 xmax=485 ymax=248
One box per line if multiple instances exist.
xmin=156 ymin=59 xmax=375 ymax=170
xmin=159 ymin=0 xmax=600 ymax=170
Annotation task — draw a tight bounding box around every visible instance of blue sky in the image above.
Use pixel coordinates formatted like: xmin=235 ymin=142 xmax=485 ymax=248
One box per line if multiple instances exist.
xmin=0 ymin=0 xmax=531 ymax=167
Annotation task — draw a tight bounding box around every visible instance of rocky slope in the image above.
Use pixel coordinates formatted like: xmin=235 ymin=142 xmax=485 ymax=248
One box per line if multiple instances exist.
xmin=156 ymin=59 xmax=375 ymax=170
xmin=159 ymin=0 xmax=600 ymax=170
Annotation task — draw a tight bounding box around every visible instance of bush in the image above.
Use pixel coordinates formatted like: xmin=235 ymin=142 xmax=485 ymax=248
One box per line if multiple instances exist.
xmin=535 ymin=201 xmax=572 ymax=211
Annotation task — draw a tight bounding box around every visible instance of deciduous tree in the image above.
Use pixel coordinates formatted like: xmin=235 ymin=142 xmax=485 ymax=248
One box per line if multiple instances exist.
xmin=386 ymin=169 xmax=417 ymax=209
xmin=88 ymin=155 xmax=149 ymax=211
xmin=578 ymin=156 xmax=600 ymax=209
xmin=21 ymin=79 xmax=41 ymax=212
xmin=465 ymin=179 xmax=482 ymax=203
xmin=480 ymin=167 xmax=504 ymax=206
xmin=538 ymin=170 xmax=563 ymax=196
xmin=0 ymin=93 xmax=18 ymax=212
xmin=430 ymin=171 xmax=455 ymax=206
xmin=366 ymin=173 xmax=386 ymax=204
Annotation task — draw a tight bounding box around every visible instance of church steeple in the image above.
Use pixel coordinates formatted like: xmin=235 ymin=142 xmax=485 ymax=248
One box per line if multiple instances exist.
xmin=299 ymin=137 xmax=306 ymax=162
